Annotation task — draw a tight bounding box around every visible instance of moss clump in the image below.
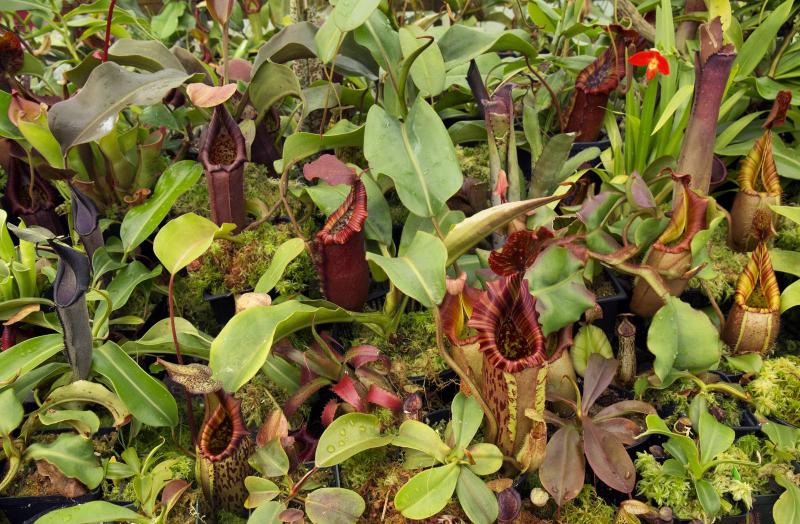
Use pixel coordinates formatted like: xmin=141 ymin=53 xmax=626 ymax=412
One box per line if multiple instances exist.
xmin=340 ymin=446 xmax=390 ymax=492
xmin=174 ymin=220 xmax=318 ymax=332
xmin=688 ymin=223 xmax=748 ymax=304
xmin=635 ymin=452 xmax=699 ymax=520
xmin=747 ymin=356 xmax=800 ymax=426
xmin=775 ymin=211 xmax=800 ymax=251
xmin=559 ymin=485 xmax=616 ymax=524
xmin=353 ymin=310 xmax=446 ymax=385
xmin=455 ymin=144 xmax=491 ymax=183
xmin=234 ymin=369 xmax=310 ymax=428
xmin=642 ymin=377 xmax=743 ymax=427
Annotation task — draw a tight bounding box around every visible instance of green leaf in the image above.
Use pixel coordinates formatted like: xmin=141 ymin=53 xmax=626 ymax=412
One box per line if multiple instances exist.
xmin=392 ymin=420 xmax=451 ymax=463
xmin=247 ymin=501 xmax=284 ymax=523
xmin=761 ymin=422 xmax=800 ymax=451
xmin=48 ymin=62 xmax=191 ymax=155
xmin=774 ymin=475 xmax=800 ymax=524
xmin=651 ymin=84 xmax=694 ymax=135
xmin=456 ymin=467 xmax=499 ymax=524
xmin=0 ymin=334 xmax=63 ymax=385
xmin=354 ymin=10 xmax=401 ymax=73
xmin=41 ymin=381 xmax=130 ymax=428
xmin=254 ymin=238 xmax=306 ymax=294
xmin=248 ymin=60 xmax=303 ymax=116
xmin=33 ymin=501 xmax=149 ymax=524
xmin=153 ymin=213 xmax=234 ymax=275
xmin=443 ymin=194 xmax=562 ymax=266
xmin=0 ymin=0 xmax=53 ymax=11
xmin=17 ymin=111 xmax=64 ymax=169
xmin=107 ymin=38 xmax=185 ymax=72
xmin=450 ymin=392 xmax=483 ymax=451
xmin=771 ymin=205 xmax=800 ymax=225
xmin=707 ymin=0 xmax=732 ymax=32
xmin=526 ymin=246 xmax=595 ymax=336
xmin=315 ymin=17 xmax=343 ymax=63
xmin=122 ymin=317 xmax=211 ymax=360
xmin=306 ymin=487 xmax=366 ymax=524
xmin=364 ymin=98 xmax=462 ymax=218
xmin=210 ymin=300 xmax=353 ymax=391
xmin=365 ymin=232 xmax=446 ymax=308
xmin=333 ymin=0 xmax=380 ymax=31
xmin=695 ymin=478 xmax=721 ymax=516
xmin=697 ymin=410 xmax=734 ymax=465
xmin=315 ymin=413 xmax=391 ymax=467
xmin=38 ymin=409 xmax=100 ymax=437
xmin=399 ymin=26 xmax=445 ymax=97
xmin=399 ymin=209 xmax=464 ymax=256
xmin=0 ymin=389 xmax=23 ymax=434
xmin=120 ymin=160 xmax=203 ymax=254
xmin=465 ymin=443 xmax=503 ymax=476
xmin=394 ymin=463 xmax=460 ymax=519
xmin=647 ymin=297 xmax=721 ymax=380
xmin=733 ymin=0 xmax=793 ymax=81
xmin=0 ymin=91 xmax=22 ymax=140
xmin=570 ymin=324 xmax=614 ymax=377
xmin=25 ymin=434 xmax=104 ymax=489
xmin=724 ymin=353 xmax=762 ymax=374
xmin=150 ymin=3 xmax=186 ymax=41
xmin=249 ymin=438 xmax=290 ymax=477
xmin=103 ymin=261 xmax=161 ymax=312
xmin=92 ymin=341 xmax=178 ymax=427
xmin=528 ymin=133 xmax=575 ymax=198
xmin=771 ymin=248 xmax=800 ymax=277
xmin=244 ymin=476 xmax=280 ymax=508
xmin=437 ymin=25 xmax=536 ymax=68
xmin=780 ymin=280 xmax=800 ymax=313
xmin=280 ymin=120 xmax=364 ymax=169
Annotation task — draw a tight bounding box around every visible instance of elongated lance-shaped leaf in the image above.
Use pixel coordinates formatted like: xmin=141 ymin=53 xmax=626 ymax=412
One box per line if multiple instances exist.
xmin=70 ymin=185 xmax=103 ymax=264
xmin=50 ymin=240 xmax=92 ymax=380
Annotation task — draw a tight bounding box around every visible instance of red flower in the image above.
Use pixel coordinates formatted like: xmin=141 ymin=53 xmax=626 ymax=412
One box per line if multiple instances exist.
xmin=629 ymin=49 xmax=669 ymax=81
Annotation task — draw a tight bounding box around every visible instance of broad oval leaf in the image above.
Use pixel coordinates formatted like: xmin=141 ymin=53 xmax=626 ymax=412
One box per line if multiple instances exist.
xmin=107 ymin=39 xmax=185 ymax=72
xmin=399 ymin=26 xmax=445 ymax=97
xmin=582 ymin=418 xmax=635 ymax=494
xmin=0 ymin=389 xmax=23 ymax=434
xmin=450 ymin=392 xmax=484 ymax=451
xmin=153 ymin=213 xmax=234 ymax=275
xmin=248 ymin=61 xmax=302 ymax=116
xmin=697 ymin=410 xmax=734 ymax=465
xmin=210 ymin=300 xmax=352 ymax=392
xmin=540 ymin=425 xmax=584 ymax=506
xmin=33 ymin=501 xmax=149 ymax=524
xmin=570 ymin=324 xmax=613 ymax=377
xmin=647 ymin=296 xmax=721 ymax=381
xmin=247 ymin=501 xmax=284 ymax=523
xmin=25 ymin=433 xmax=104 ymax=489
xmin=315 ymin=413 xmax=391 ymax=468
xmin=333 ymin=0 xmax=380 ymax=32
xmin=366 ymin=232 xmax=446 ymax=308
xmin=392 ymin=420 xmax=450 ymax=463
xmin=0 ymin=334 xmax=63 ymax=385
xmin=249 ymin=438 xmax=290 ymax=477
xmin=92 ymin=341 xmax=178 ymax=427
xmin=364 ymin=98 xmax=462 ymax=218
xmin=38 ymin=409 xmax=100 ymax=437
xmin=305 ymin=487 xmax=366 ymax=524
xmin=244 ymin=476 xmax=280 ymax=508
xmin=48 ymin=62 xmax=191 ymax=154
xmin=456 ymin=467 xmax=499 ymax=524
xmin=394 ymin=463 xmax=460 ymax=519
xmin=186 ymin=83 xmax=237 ymax=108
xmin=120 ymin=161 xmax=203 ymax=254
xmin=466 ymin=443 xmax=503 ymax=476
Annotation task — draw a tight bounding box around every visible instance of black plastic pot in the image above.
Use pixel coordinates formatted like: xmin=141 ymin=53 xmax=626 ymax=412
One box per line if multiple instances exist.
xmin=752 ymin=492 xmax=780 ymax=524
xmin=410 ymin=369 xmax=460 ymax=408
xmin=0 ymin=487 xmax=102 ymax=524
xmin=593 ymin=268 xmax=628 ymax=339
xmin=204 ymin=289 xmax=237 ymax=326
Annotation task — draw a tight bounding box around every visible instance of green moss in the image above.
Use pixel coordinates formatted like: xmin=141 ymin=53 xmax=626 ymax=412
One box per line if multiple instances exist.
xmin=234 ymin=369 xmax=310 ymax=428
xmin=340 ymin=446 xmax=390 ymax=491
xmin=688 ymin=223 xmax=748 ymax=304
xmin=643 ymin=378 xmax=743 ymax=427
xmin=455 ymin=144 xmax=491 ymax=183
xmin=174 ymin=220 xmax=318 ymax=332
xmin=217 ymin=510 xmax=248 ymax=524
xmin=747 ymin=356 xmax=800 ymax=426
xmin=635 ymin=452 xmax=698 ymax=520
xmin=775 ymin=211 xmax=800 ymax=252
xmin=353 ymin=310 xmax=446 ymax=383
xmin=560 ymin=485 xmax=616 ymax=524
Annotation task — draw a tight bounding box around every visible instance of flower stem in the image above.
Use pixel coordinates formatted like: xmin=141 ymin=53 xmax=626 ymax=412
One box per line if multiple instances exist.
xmin=102 ymin=0 xmax=117 ymax=62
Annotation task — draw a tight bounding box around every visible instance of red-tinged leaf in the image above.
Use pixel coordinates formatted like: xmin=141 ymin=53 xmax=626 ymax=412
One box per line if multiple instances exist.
xmin=594 ymin=400 xmax=656 ymax=422
xmin=580 ymin=354 xmax=618 ymax=416
xmin=583 ymin=417 xmax=636 ymax=494
xmin=186 ymin=83 xmax=237 ymax=108
xmin=321 ymin=399 xmax=339 ymax=427
xmin=303 ymin=154 xmax=356 ymax=186
xmin=628 ymin=172 xmax=655 ymax=209
xmin=161 ymin=479 xmax=190 ymax=507
xmin=218 ymin=58 xmax=252 ymax=82
xmin=595 ymin=417 xmax=642 ymax=446
xmin=279 ymin=508 xmax=304 ymax=522
xmin=764 ymin=90 xmax=792 ymax=129
xmin=331 ymin=374 xmax=366 ymax=412
xmin=256 ymin=409 xmax=290 ymax=447
xmin=365 ymin=384 xmax=402 ymax=411
xmin=540 ymin=425 xmax=584 ymax=506
xmin=343 ymin=345 xmax=381 ymax=369
xmin=284 ymin=377 xmax=332 ymax=417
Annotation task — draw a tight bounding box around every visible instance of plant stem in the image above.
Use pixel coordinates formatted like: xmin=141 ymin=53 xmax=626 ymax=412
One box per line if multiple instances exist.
xmin=102 ymin=0 xmax=117 ymax=62
xmin=169 ymin=273 xmax=197 ymax=444
xmin=286 ymin=466 xmax=318 ymax=502
xmin=432 ymin=308 xmax=498 ymax=443
xmin=221 ymin=23 xmax=230 ymax=85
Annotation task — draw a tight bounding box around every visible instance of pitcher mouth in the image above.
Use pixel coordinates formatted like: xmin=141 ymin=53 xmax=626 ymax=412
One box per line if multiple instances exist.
xmin=198 ymin=393 xmax=249 ymax=463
